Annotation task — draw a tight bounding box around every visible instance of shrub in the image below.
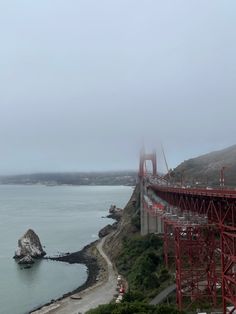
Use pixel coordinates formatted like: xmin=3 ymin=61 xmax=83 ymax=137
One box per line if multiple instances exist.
xmin=86 ymin=303 xmax=185 ymax=314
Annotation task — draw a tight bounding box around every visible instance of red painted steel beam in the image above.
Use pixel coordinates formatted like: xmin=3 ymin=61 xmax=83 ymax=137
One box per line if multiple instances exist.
xmin=151 ymin=185 xmax=236 ymax=199
xmin=150 ymin=184 xmax=236 ymax=314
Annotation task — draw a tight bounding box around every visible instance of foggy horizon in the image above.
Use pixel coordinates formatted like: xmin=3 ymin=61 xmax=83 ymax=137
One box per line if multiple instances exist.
xmin=1 ymin=1 xmax=236 ymax=175
xmin=1 ymin=143 xmax=235 ymax=176
xmin=0 ymin=169 xmax=138 ymax=176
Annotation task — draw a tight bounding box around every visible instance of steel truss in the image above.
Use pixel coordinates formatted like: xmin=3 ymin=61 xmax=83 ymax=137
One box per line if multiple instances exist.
xmin=161 ymin=212 xmax=219 ymax=310
xmin=151 ymin=185 xmax=236 ymax=313
xmin=174 ymin=224 xmax=218 ymax=310
xmin=221 ymin=203 xmax=236 ymax=314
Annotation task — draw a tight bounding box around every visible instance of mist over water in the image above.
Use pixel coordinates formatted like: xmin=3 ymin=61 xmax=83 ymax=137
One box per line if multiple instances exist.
xmin=0 ymin=185 xmax=132 ymax=314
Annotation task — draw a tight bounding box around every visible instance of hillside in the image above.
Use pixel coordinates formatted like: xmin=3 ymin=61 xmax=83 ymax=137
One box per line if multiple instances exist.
xmin=103 ymin=184 xmax=140 ymax=262
xmin=172 ymin=144 xmax=236 ymax=187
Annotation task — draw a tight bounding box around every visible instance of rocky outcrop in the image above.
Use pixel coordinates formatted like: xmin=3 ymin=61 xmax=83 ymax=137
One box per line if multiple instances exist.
xmin=107 ymin=205 xmax=123 ymax=221
xmin=107 ymin=211 xmax=122 ymax=221
xmin=98 ymin=223 xmax=117 ymax=238
xmin=14 ymin=229 xmax=46 ymax=263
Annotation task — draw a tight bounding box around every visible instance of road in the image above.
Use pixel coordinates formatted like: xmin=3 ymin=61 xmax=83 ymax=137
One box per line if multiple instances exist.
xmin=150 ymin=284 xmax=176 ymax=305
xmin=31 ymin=236 xmax=118 ymax=314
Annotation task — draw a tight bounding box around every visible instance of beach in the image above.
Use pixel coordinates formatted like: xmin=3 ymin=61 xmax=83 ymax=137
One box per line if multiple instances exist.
xmin=31 ymin=233 xmax=118 ymax=314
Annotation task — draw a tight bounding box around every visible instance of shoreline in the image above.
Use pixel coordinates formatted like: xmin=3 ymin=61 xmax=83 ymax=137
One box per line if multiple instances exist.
xmin=31 ymin=234 xmax=119 ymax=314
xmin=29 ymin=192 xmax=136 ymax=314
xmin=30 ymin=226 xmax=113 ymax=313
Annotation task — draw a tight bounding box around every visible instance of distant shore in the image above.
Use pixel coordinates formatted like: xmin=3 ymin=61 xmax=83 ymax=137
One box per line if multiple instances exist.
xmin=0 ymin=171 xmax=136 ymax=186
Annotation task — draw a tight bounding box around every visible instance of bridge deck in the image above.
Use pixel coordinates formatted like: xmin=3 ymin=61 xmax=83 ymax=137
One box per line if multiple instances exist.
xmin=151 ymin=185 xmax=236 ymax=199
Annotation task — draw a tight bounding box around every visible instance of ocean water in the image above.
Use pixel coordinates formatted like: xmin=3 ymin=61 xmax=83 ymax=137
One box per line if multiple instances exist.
xmin=0 ymin=185 xmax=132 ymax=314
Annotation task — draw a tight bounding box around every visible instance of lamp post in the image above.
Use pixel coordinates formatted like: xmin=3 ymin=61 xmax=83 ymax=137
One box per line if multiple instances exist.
xmin=220 ymin=166 xmax=227 ymax=188
xmin=180 ymin=170 xmax=185 ymax=187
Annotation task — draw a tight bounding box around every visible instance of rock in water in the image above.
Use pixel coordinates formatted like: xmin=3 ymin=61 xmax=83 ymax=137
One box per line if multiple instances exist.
xmin=14 ymin=229 xmax=46 ymax=260
xmin=18 ymin=255 xmax=35 ymax=264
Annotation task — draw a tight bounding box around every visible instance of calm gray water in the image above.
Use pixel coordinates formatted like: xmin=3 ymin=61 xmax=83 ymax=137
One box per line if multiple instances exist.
xmin=0 ymin=185 xmax=132 ymax=314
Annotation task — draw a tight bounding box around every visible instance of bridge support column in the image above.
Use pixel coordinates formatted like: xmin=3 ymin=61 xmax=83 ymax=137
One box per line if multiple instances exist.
xmin=221 ymin=225 xmax=236 ymax=313
xmin=148 ymin=212 xmax=159 ymax=234
xmin=142 ymin=200 xmax=160 ymax=235
xmin=174 ymin=225 xmax=218 ymax=311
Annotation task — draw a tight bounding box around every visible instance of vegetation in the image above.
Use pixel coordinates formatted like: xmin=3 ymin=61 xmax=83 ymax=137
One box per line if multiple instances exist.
xmin=116 ymin=234 xmax=171 ymax=300
xmin=86 ymin=191 xmax=180 ymax=314
xmin=86 ymin=303 xmax=185 ymax=314
xmin=131 ymin=209 xmax=140 ymax=230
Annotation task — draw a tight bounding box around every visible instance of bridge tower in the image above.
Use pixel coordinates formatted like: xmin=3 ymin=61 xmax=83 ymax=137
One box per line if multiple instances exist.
xmin=139 ymin=148 xmax=157 ymax=178
xmin=139 ymin=149 xmax=160 ymax=235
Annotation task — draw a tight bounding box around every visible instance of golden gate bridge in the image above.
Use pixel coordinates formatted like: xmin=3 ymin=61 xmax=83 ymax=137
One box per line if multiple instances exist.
xmin=139 ymin=149 xmax=236 ymax=313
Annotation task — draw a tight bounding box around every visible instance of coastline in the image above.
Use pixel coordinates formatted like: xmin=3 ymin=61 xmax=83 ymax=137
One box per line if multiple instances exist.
xmin=29 ymin=189 xmax=136 ymax=314
xmin=31 ymin=233 xmax=119 ymax=314
xmin=30 ymin=225 xmax=113 ymax=313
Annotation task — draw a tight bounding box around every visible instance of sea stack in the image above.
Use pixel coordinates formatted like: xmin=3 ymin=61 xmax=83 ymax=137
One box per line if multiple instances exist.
xmin=14 ymin=229 xmax=46 ymax=264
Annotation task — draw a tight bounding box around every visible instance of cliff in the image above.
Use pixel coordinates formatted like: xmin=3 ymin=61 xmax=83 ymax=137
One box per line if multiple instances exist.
xmin=103 ymin=185 xmax=140 ymax=262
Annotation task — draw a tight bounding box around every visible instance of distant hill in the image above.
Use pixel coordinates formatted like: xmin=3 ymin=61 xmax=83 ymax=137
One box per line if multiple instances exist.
xmin=172 ymin=145 xmax=236 ymax=188
xmin=0 ymin=171 xmax=137 ymax=186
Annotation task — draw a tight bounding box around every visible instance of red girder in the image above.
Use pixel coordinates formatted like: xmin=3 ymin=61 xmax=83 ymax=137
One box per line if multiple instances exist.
xmin=163 ymin=219 xmax=219 ymax=310
xmin=149 ymin=184 xmax=236 ymax=313
xmin=151 ymin=185 xmax=236 ymax=199
xmin=138 ymin=148 xmax=236 ymax=312
xmin=151 ymin=185 xmax=236 ymax=225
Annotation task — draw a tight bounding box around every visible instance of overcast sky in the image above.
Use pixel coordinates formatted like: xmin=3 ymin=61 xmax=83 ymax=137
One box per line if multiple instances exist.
xmin=0 ymin=0 xmax=235 ymax=174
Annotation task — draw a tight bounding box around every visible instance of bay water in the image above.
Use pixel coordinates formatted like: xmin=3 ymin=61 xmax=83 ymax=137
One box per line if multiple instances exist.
xmin=0 ymin=185 xmax=132 ymax=314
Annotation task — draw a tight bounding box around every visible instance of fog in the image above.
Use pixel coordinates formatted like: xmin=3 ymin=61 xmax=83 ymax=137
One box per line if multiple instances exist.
xmin=0 ymin=0 xmax=235 ymax=174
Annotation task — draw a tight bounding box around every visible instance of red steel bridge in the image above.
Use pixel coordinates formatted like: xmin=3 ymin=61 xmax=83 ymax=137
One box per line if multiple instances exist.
xmin=139 ymin=150 xmax=236 ymax=313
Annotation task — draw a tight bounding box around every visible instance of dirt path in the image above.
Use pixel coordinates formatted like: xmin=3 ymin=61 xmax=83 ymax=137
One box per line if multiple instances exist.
xmin=31 ymin=236 xmax=118 ymax=314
